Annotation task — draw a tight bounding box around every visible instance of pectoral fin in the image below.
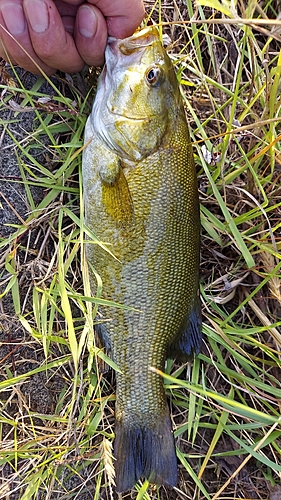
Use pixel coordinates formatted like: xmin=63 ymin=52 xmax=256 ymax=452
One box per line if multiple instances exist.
xmin=101 ymin=160 xmax=134 ymax=226
xmin=168 ymin=295 xmax=202 ymax=359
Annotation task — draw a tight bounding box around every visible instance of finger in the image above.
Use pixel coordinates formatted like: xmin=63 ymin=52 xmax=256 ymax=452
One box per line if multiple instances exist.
xmin=23 ymin=0 xmax=84 ymax=73
xmin=53 ymin=1 xmax=83 ymax=35
xmin=50 ymin=1 xmax=81 ymax=35
xmin=0 ymin=0 xmax=56 ymax=74
xmin=53 ymin=0 xmax=81 ymax=17
xmin=55 ymin=0 xmax=84 ymax=7
xmin=0 ymin=14 xmax=17 ymax=65
xmin=61 ymin=15 xmax=75 ymax=34
xmin=0 ymin=40 xmax=17 ymax=65
xmin=74 ymin=4 xmax=107 ymax=67
xmin=87 ymin=0 xmax=145 ymax=38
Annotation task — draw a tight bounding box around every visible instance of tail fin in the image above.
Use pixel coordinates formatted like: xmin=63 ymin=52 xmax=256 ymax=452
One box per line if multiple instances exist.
xmin=114 ymin=415 xmax=177 ymax=493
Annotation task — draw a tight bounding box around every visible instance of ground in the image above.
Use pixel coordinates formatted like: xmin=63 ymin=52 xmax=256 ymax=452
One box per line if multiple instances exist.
xmin=1 ymin=1 xmax=281 ymax=499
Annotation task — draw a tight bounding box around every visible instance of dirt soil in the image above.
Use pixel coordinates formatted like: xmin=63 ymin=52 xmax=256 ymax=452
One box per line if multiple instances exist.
xmin=0 ymin=69 xmax=98 ymax=499
xmin=1 ymin=19 xmax=280 ymax=494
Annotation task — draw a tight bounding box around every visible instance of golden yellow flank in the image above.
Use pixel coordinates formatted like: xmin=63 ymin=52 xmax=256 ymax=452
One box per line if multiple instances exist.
xmin=82 ymin=26 xmax=201 ymax=493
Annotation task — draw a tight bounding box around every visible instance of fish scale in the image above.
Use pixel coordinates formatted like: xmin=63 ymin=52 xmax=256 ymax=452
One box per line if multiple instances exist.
xmin=82 ymin=26 xmax=201 ymax=493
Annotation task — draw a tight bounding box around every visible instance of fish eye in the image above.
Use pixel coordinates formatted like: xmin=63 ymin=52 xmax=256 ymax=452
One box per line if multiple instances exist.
xmin=145 ymin=66 xmax=162 ymax=86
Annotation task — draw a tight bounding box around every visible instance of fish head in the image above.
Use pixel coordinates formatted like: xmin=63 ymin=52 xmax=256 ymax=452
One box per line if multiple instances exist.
xmin=91 ymin=26 xmax=182 ymax=161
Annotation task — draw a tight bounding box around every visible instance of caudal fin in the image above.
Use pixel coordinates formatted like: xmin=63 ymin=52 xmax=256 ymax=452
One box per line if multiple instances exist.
xmin=114 ymin=415 xmax=177 ymax=493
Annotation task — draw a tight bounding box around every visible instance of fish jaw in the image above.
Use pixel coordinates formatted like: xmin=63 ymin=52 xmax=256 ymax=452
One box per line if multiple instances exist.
xmin=90 ymin=26 xmax=180 ymax=162
xmin=106 ymin=26 xmax=161 ymax=64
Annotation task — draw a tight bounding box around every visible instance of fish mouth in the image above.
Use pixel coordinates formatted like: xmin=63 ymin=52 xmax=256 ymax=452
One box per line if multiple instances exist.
xmin=108 ymin=26 xmax=159 ymax=57
xmin=107 ymin=108 xmax=152 ymax=121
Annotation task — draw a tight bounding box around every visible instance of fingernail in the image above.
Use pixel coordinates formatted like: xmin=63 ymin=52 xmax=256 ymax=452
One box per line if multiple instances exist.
xmin=1 ymin=3 xmax=26 ymax=35
xmin=24 ymin=0 xmax=49 ymax=33
xmin=77 ymin=6 xmax=97 ymax=38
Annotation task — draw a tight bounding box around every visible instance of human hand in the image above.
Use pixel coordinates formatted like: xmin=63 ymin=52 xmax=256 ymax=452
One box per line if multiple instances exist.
xmin=0 ymin=0 xmax=145 ymax=75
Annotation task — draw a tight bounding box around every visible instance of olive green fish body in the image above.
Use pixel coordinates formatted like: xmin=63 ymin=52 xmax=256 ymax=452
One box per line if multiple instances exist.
xmin=83 ymin=27 xmax=201 ymax=492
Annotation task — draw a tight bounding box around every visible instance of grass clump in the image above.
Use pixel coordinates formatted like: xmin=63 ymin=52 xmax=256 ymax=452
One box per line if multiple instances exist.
xmin=1 ymin=0 xmax=281 ymax=498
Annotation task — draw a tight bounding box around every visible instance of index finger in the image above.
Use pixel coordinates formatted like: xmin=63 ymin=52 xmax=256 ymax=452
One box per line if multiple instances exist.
xmin=87 ymin=0 xmax=145 ymax=38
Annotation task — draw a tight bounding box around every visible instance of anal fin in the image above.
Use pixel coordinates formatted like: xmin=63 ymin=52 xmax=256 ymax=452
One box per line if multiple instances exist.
xmin=94 ymin=319 xmax=111 ymax=373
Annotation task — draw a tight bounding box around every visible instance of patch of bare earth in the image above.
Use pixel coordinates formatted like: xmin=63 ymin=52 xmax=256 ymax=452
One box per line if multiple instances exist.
xmin=1 ymin=1 xmax=281 ymax=498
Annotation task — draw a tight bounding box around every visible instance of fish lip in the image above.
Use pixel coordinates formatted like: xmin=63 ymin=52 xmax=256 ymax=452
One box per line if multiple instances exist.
xmin=107 ymin=26 xmax=159 ymax=57
xmin=106 ymin=108 xmax=151 ymax=121
xmin=108 ymin=25 xmax=158 ymax=45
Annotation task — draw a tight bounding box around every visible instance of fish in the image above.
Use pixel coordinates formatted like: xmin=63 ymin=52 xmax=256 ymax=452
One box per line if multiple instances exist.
xmin=82 ymin=26 xmax=201 ymax=493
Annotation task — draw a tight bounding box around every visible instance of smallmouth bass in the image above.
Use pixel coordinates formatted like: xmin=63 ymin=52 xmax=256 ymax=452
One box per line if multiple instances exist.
xmin=82 ymin=26 xmax=201 ymax=493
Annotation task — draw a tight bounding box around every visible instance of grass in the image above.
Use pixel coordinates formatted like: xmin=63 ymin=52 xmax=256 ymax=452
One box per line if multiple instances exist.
xmin=1 ymin=0 xmax=281 ymax=498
